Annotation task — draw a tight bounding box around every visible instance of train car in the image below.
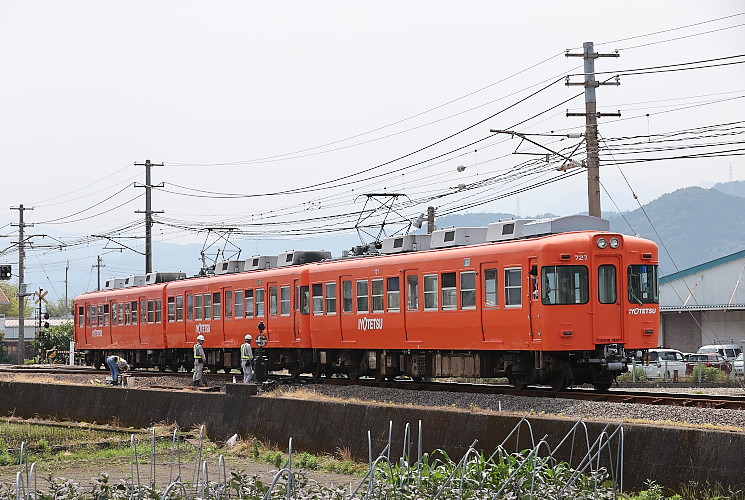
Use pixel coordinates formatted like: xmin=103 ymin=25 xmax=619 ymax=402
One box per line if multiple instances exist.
xmin=73 ymin=216 xmax=660 ymax=390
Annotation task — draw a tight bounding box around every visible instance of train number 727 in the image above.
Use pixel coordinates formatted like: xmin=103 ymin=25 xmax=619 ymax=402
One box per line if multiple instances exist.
xmin=575 ymin=254 xmax=588 ymax=261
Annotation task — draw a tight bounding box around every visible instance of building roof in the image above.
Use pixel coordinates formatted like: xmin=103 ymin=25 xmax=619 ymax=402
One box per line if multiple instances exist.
xmin=660 ymin=248 xmax=745 ymax=285
xmin=0 ymin=288 xmax=9 ymax=305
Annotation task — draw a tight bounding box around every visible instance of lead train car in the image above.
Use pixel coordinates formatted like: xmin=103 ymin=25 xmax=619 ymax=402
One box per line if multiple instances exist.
xmin=74 ymin=229 xmax=659 ymax=390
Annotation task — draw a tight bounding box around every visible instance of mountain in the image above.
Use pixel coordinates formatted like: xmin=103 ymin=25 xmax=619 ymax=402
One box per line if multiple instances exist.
xmin=712 ymin=180 xmax=745 ymax=199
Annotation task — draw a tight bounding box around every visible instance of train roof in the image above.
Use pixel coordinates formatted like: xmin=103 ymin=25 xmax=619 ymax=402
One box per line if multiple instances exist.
xmin=77 ymin=215 xmax=656 ymax=298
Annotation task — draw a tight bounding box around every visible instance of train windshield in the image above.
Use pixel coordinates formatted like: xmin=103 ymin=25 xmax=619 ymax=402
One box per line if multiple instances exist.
xmin=627 ymin=265 xmax=659 ymax=304
xmin=541 ymin=265 xmax=589 ymax=305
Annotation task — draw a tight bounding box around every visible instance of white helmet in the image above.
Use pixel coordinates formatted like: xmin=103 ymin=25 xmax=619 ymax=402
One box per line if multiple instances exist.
xmin=245 ymin=334 xmax=252 ymax=342
xmin=197 ymin=334 xmax=205 ymax=341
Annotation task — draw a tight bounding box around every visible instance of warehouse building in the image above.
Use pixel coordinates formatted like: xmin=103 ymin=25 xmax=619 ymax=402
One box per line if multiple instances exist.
xmin=660 ymin=249 xmax=745 ymax=353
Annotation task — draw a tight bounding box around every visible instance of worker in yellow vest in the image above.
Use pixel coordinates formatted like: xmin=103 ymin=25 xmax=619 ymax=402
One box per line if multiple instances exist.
xmin=193 ymin=334 xmax=206 ymax=387
xmin=241 ymin=334 xmax=254 ymax=384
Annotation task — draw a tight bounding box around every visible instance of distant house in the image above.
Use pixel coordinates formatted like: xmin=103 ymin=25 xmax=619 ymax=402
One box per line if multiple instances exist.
xmin=660 ymin=249 xmax=745 ymax=353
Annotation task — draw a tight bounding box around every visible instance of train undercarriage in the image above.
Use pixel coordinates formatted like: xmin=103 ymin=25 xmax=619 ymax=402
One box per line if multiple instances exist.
xmin=85 ymin=344 xmax=632 ymax=391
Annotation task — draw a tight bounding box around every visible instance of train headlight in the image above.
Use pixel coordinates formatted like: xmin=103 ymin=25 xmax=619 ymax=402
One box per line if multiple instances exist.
xmin=609 ymin=237 xmax=620 ymax=249
xmin=596 ymin=237 xmax=608 ymax=249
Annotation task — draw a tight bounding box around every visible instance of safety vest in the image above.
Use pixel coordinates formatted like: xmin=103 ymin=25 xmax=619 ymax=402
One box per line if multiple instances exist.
xmin=193 ymin=344 xmax=202 ymax=360
xmin=241 ymin=343 xmax=252 ymax=360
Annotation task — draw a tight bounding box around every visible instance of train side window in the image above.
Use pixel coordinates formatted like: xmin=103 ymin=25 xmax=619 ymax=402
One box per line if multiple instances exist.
xmin=85 ymin=305 xmax=91 ymax=327
xmin=300 ymin=286 xmax=310 ymax=314
xmin=147 ymin=300 xmax=154 ymax=324
xmin=225 ymin=291 xmax=233 ymax=319
xmin=176 ymin=295 xmax=184 ymax=321
xmin=213 ymin=292 xmax=221 ymax=319
xmin=269 ymin=286 xmax=278 ymax=316
xmin=168 ymin=297 xmax=176 ymax=322
xmin=542 ymin=266 xmax=589 ymax=305
xmin=312 ymin=283 xmax=323 ymax=315
xmin=141 ymin=300 xmax=147 ymax=324
xmin=255 ymin=289 xmax=265 ymax=317
xmin=97 ymin=305 xmax=103 ymax=326
xmin=387 ymin=277 xmax=400 ymax=312
xmin=111 ymin=303 xmax=117 ymax=326
xmin=156 ymin=299 xmax=162 ymax=323
xmin=131 ymin=301 xmax=138 ymax=325
xmin=460 ymin=271 xmax=476 ymax=309
xmin=424 ymin=274 xmax=438 ymax=310
xmin=325 ymin=283 xmax=337 ymax=315
xmin=104 ymin=304 xmax=110 ymax=326
xmin=281 ymin=286 xmax=291 ymax=316
xmin=78 ymin=306 xmax=85 ymax=327
xmin=484 ymin=267 xmax=499 ymax=307
xmin=186 ymin=294 xmax=193 ymax=321
xmin=598 ymin=265 xmax=617 ymax=304
xmin=342 ymin=280 xmax=353 ymax=313
xmin=246 ymin=290 xmax=255 ymax=318
xmin=119 ymin=303 xmax=125 ymax=325
xmin=204 ymin=294 xmax=212 ymax=320
xmin=371 ymin=278 xmax=384 ymax=313
xmin=505 ymin=268 xmax=522 ymax=307
xmin=407 ymin=275 xmax=419 ymax=310
xmin=195 ymin=294 xmax=203 ymax=320
xmin=441 ymin=272 xmax=457 ymax=310
xmin=235 ymin=290 xmax=244 ymax=318
xmin=357 ymin=280 xmax=369 ymax=313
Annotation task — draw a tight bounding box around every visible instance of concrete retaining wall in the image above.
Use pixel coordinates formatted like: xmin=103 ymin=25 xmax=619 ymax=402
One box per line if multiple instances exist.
xmin=0 ymin=381 xmax=743 ymax=491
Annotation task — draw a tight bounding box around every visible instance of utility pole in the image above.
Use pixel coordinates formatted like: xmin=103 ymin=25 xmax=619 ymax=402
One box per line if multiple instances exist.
xmin=65 ymin=260 xmax=69 ymax=317
xmin=426 ymin=206 xmax=436 ymax=234
xmin=11 ymin=204 xmax=33 ymax=365
xmin=566 ymin=42 xmax=620 ymax=218
xmin=93 ymin=256 xmax=105 ymax=291
xmin=134 ymin=160 xmax=164 ymax=274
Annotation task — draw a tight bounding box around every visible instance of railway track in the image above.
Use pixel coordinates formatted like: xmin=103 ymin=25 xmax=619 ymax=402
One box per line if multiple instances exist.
xmin=3 ymin=364 xmax=745 ymax=410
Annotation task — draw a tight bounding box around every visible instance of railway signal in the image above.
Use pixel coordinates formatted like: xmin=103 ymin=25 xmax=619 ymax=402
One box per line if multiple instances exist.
xmin=0 ymin=264 xmax=10 ymax=280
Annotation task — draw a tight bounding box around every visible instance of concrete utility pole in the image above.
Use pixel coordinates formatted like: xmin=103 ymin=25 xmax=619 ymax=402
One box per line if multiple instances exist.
xmin=93 ymin=256 xmax=105 ymax=291
xmin=426 ymin=206 xmax=436 ymax=234
xmin=11 ymin=204 xmax=33 ymax=365
xmin=134 ymin=160 xmax=164 ymax=274
xmin=566 ymin=42 xmax=620 ymax=218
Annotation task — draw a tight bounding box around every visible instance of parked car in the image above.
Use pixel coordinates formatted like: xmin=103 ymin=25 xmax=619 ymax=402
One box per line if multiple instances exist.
xmin=639 ymin=349 xmax=686 ymax=380
xmin=685 ymin=353 xmax=732 ymax=375
xmin=697 ymin=344 xmax=742 ymax=361
xmin=734 ymin=353 xmax=744 ymax=375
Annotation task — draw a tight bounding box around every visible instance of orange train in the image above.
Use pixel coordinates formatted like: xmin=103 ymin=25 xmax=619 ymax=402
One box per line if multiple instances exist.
xmin=73 ymin=217 xmax=660 ymax=390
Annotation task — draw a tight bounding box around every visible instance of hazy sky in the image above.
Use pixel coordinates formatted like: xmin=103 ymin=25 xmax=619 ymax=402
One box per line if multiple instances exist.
xmin=0 ymin=1 xmax=743 ymax=299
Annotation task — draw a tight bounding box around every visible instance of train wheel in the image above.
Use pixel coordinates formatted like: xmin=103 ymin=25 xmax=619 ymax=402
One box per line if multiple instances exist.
xmin=347 ymin=366 xmax=360 ymax=381
xmin=290 ymin=364 xmax=302 ymax=379
xmin=593 ymin=382 xmax=612 ymax=392
xmin=311 ymin=364 xmax=323 ymax=379
xmin=374 ymin=371 xmax=386 ymax=383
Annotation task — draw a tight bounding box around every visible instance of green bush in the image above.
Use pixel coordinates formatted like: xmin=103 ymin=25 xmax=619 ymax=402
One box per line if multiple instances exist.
xmin=688 ymin=364 xmax=730 ymax=383
xmin=617 ymin=367 xmax=648 ymax=383
xmin=295 ymin=452 xmax=318 ymax=470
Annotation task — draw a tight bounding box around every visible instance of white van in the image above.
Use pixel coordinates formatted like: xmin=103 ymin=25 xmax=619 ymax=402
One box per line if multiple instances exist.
xmin=697 ymin=344 xmax=742 ymax=361
xmin=639 ymin=349 xmax=687 ymax=380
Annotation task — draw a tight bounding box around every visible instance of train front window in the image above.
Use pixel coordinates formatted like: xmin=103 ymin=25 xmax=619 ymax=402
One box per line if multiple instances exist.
xmin=628 ymin=265 xmax=659 ymax=304
xmin=542 ymin=266 xmax=589 ymax=305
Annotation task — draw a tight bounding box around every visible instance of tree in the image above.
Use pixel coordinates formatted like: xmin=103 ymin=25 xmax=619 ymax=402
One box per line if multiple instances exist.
xmin=0 ymin=282 xmax=31 ymax=317
xmin=0 ymin=332 xmax=10 ymax=363
xmin=32 ymin=322 xmax=73 ymax=361
xmin=44 ymin=298 xmax=71 ymax=318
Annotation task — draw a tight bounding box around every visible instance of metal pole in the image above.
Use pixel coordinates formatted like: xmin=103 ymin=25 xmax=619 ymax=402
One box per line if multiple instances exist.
xmin=15 ymin=205 xmax=27 ymax=365
xmin=65 ymin=261 xmax=69 ymax=317
xmin=426 ymin=206 xmax=435 ymax=234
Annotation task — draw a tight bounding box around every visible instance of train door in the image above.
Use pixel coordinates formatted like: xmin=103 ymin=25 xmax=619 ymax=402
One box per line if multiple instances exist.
xmin=593 ymin=255 xmax=624 ymax=344
xmin=340 ymin=275 xmax=354 ymax=342
xmin=184 ymin=290 xmax=194 ymax=343
xmin=528 ymin=259 xmax=541 ymax=341
xmin=218 ymin=287 xmax=229 ymax=343
xmin=138 ymin=296 xmax=148 ymax=345
xmin=480 ymin=262 xmax=502 ymax=342
xmin=292 ymin=280 xmax=301 ymax=342
xmin=403 ymin=269 xmax=422 ymax=342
